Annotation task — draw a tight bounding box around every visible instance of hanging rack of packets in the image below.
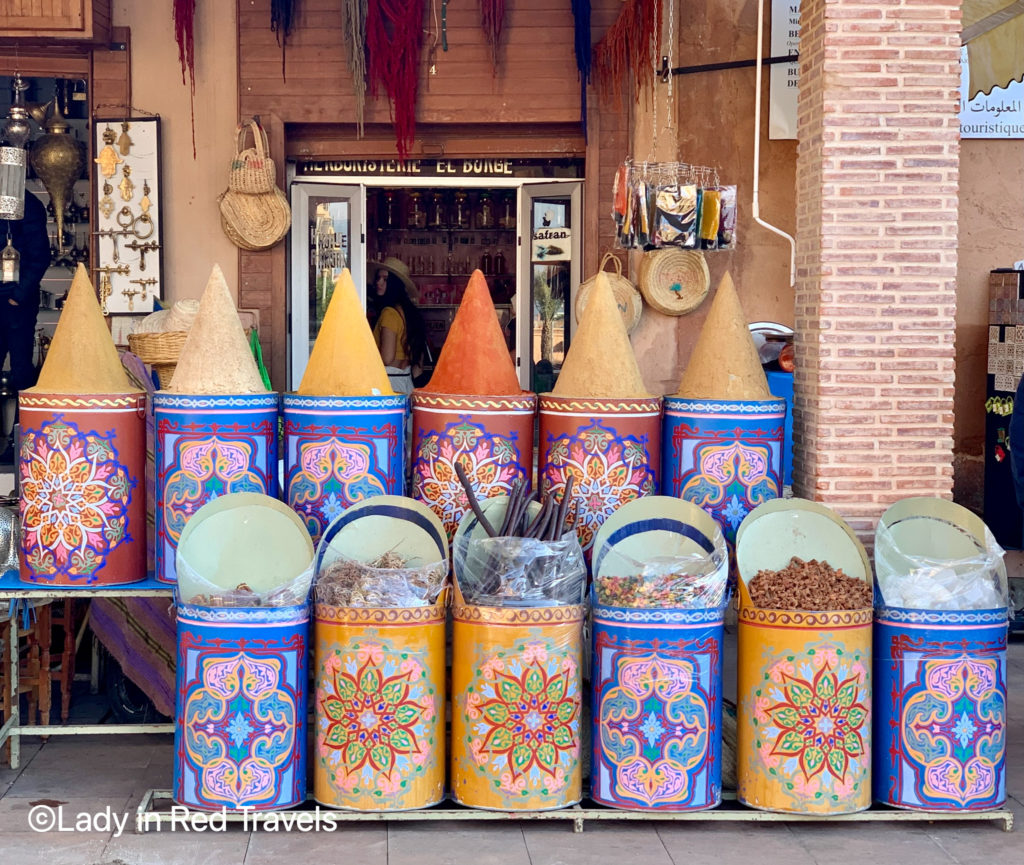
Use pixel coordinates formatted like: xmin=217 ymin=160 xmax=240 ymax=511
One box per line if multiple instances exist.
xmin=612 ymin=159 xmax=737 ymax=252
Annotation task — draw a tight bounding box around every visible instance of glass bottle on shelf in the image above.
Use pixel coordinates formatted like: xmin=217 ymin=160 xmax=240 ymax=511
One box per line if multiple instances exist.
xmin=476 ymin=192 xmax=495 ymax=230
xmin=452 ymin=191 xmax=468 ymax=229
xmin=429 ymin=191 xmax=447 ymax=229
xmin=500 ymin=192 xmax=516 ymax=230
xmin=384 ymin=190 xmax=396 ymax=228
xmin=480 ymin=249 xmax=492 ymax=275
xmin=494 ymin=248 xmax=506 ymax=274
xmin=407 ymin=191 xmax=426 ymax=229
xmin=1 ymin=235 xmax=20 ymax=284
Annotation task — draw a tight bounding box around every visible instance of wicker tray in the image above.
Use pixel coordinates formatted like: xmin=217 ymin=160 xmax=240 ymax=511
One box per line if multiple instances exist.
xmin=575 ymin=252 xmax=643 ymax=333
xmin=637 ymin=248 xmax=710 ymax=316
xmin=128 ymin=331 xmax=188 ymax=388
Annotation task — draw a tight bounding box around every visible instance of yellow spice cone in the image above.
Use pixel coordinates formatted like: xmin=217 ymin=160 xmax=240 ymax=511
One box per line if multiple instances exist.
xmin=675 ymin=271 xmax=772 ymax=399
xmin=168 ymin=264 xmax=266 ymax=394
xmin=298 ymin=268 xmax=394 ymax=396
xmin=553 ymin=271 xmax=649 ymax=398
xmin=28 ymin=264 xmax=136 ymax=394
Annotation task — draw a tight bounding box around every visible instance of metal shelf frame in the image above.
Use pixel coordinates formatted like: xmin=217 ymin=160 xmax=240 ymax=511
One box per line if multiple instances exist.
xmin=1 ymin=573 xmax=174 ymax=769
xmin=135 ymin=790 xmax=1014 ymax=834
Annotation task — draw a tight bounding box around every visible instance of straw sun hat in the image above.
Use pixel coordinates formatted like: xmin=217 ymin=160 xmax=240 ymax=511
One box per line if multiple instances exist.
xmin=376 ymin=256 xmax=418 ymax=299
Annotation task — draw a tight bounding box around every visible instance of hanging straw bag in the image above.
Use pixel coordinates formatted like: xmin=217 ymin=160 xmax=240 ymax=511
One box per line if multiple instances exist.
xmin=575 ymin=251 xmax=643 ymax=333
xmin=637 ymin=248 xmax=710 ymax=316
xmin=228 ymin=119 xmax=277 ymax=194
xmin=218 ymin=186 xmax=291 ymax=251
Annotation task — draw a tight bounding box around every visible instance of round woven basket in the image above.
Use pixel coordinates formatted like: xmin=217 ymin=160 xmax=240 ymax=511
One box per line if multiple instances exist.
xmin=575 ymin=252 xmax=643 ymax=333
xmin=637 ymin=248 xmax=710 ymax=316
xmin=218 ymin=186 xmax=291 ymax=251
xmin=128 ymin=331 xmax=188 ymax=388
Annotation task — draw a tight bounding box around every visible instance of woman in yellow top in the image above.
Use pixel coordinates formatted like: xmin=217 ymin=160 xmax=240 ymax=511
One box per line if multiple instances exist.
xmin=370 ymin=258 xmax=428 ymax=394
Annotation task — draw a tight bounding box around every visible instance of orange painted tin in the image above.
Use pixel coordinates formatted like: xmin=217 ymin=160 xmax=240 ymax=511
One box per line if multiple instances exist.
xmin=19 ymin=392 xmax=146 ymax=585
xmin=735 ymin=499 xmax=873 ymax=814
xmin=538 ymin=395 xmax=661 ymax=559
xmin=313 ymin=600 xmax=447 ymax=811
xmin=450 ymin=600 xmax=585 ymax=811
xmin=411 ymin=392 xmax=536 ymax=540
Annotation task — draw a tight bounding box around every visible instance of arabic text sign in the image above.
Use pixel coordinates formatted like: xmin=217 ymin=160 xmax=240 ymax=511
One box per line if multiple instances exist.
xmin=960 ymin=48 xmax=1024 ymax=139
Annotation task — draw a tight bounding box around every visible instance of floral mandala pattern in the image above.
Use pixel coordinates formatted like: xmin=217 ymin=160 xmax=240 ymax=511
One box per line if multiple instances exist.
xmin=542 ymin=421 xmax=655 ymax=553
xmin=466 ymin=643 xmax=580 ymax=797
xmin=182 ymin=653 xmax=296 ymax=808
xmin=752 ymin=646 xmax=870 ymax=804
xmin=765 ymin=661 xmax=867 ymax=782
xmin=414 ymin=419 xmax=525 ymax=538
xmin=599 ymin=654 xmax=709 ymax=807
xmin=162 ymin=437 xmax=265 ymax=542
xmin=21 ymin=417 xmax=135 ymax=579
xmin=316 ymin=641 xmax=436 ymax=800
xmin=902 ymin=658 xmax=1005 ymax=807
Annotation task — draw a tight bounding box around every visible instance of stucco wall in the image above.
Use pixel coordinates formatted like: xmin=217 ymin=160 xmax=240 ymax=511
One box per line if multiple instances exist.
xmin=955 ymin=139 xmax=1024 ymax=508
xmin=114 ymin=1 xmax=239 ymax=300
xmin=629 ymin=1 xmax=797 ymax=397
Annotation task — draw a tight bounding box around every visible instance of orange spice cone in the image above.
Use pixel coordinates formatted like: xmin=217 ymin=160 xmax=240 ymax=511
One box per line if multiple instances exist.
xmin=29 ymin=264 xmax=136 ymax=393
xmin=553 ymin=271 xmax=650 ymax=398
xmin=298 ymin=269 xmax=394 ymax=396
xmin=168 ymin=264 xmax=267 ymax=394
xmin=420 ymin=269 xmax=521 ymax=395
xmin=674 ymin=271 xmax=772 ymax=400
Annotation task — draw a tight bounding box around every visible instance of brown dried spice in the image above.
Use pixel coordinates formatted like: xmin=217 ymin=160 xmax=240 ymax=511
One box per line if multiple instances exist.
xmin=316 ymin=551 xmax=446 ymax=607
xmin=748 ymin=556 xmax=872 ymax=611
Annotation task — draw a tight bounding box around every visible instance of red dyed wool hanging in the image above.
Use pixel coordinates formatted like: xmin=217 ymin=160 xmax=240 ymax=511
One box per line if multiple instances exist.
xmin=479 ymin=0 xmax=505 ymax=72
xmin=173 ymin=0 xmax=197 ymax=158
xmin=593 ymin=0 xmax=662 ymax=107
xmin=366 ymin=0 xmax=427 ymax=163
xmin=270 ymin=0 xmax=297 ymax=81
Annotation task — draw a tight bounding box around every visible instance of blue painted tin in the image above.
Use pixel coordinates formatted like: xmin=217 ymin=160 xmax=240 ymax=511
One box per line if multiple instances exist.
xmin=154 ymin=393 xmax=279 ymax=584
xmin=283 ymin=393 xmax=407 ymax=543
xmin=174 ymin=602 xmax=309 ymax=811
xmin=589 ymin=498 xmax=728 ymax=811
xmin=874 ymin=606 xmax=1007 ymax=811
xmin=592 ymin=603 xmax=725 ymax=810
xmin=662 ymin=396 xmax=785 ymax=545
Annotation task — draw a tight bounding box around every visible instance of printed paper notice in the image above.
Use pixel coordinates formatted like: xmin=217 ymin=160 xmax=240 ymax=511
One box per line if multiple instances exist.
xmin=769 ymin=0 xmax=801 ymax=140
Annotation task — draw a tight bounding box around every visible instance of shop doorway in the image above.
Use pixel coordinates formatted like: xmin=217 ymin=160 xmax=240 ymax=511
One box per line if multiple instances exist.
xmin=287 ymin=175 xmax=582 ymax=392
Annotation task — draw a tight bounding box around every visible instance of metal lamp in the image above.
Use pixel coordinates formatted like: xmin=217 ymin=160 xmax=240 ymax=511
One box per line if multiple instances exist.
xmin=1 ymin=73 xmax=31 ymax=220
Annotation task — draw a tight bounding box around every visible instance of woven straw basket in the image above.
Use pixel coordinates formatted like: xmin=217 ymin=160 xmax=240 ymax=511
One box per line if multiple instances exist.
xmin=219 ymin=185 xmax=291 ymax=251
xmin=575 ymin=252 xmax=643 ymax=333
xmin=128 ymin=331 xmax=189 ymax=388
xmin=637 ymin=248 xmax=710 ymax=316
xmin=228 ymin=120 xmax=277 ymax=194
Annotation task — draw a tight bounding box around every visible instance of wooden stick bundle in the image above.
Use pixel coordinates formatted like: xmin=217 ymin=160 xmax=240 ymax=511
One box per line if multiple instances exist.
xmin=455 ymin=464 xmax=576 ymax=542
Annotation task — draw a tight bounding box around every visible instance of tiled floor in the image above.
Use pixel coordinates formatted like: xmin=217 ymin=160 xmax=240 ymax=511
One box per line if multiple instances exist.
xmin=1 ymin=631 xmax=1020 ymax=865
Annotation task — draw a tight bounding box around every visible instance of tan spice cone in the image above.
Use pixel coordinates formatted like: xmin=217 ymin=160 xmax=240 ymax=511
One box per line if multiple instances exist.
xmin=552 ymin=271 xmax=650 ymax=398
xmin=28 ymin=264 xmax=136 ymax=394
xmin=298 ymin=268 xmax=394 ymax=396
xmin=421 ymin=269 xmax=521 ymax=395
xmin=167 ymin=264 xmax=267 ymax=394
xmin=674 ymin=271 xmax=772 ymax=400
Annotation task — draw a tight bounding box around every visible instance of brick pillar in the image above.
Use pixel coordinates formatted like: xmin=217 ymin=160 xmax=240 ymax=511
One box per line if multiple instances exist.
xmin=793 ymin=0 xmax=961 ymax=538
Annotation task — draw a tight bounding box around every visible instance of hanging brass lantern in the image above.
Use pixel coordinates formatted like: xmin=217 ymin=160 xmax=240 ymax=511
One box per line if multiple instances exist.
xmin=29 ymin=100 xmax=86 ymax=254
xmin=0 ymin=73 xmax=31 ymax=220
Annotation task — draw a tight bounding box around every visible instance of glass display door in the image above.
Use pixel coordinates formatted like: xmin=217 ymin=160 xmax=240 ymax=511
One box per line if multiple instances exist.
xmin=288 ymin=182 xmax=364 ymax=387
xmin=517 ymin=182 xmax=582 ymax=392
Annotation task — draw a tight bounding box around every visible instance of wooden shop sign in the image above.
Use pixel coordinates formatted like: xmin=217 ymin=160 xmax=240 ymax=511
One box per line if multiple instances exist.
xmin=298 ymin=159 xmax=516 ymax=177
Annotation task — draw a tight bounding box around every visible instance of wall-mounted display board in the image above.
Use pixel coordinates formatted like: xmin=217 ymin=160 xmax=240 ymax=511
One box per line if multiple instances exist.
xmin=92 ymin=115 xmax=163 ymax=314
